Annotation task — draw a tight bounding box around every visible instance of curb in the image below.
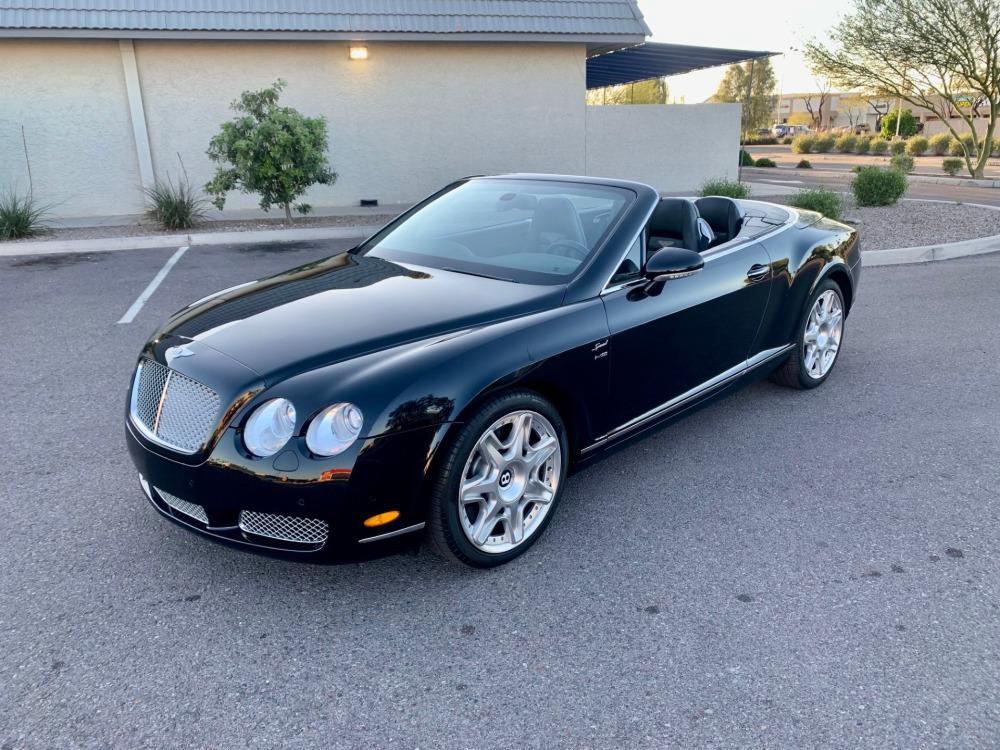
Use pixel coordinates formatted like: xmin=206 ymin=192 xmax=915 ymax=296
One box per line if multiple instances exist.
xmin=862 ymin=200 xmax=1000 ymax=266
xmin=746 ymin=165 xmax=1000 ymax=188
xmin=0 ymin=224 xmax=382 ymax=258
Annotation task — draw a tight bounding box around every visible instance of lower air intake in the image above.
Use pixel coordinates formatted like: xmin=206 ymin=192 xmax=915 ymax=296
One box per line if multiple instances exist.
xmin=238 ymin=511 xmax=329 ymax=546
xmin=157 ymin=489 xmax=209 ymax=525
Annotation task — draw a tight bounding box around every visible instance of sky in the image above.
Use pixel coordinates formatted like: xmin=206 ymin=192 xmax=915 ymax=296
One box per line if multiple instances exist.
xmin=639 ymin=0 xmax=849 ymax=102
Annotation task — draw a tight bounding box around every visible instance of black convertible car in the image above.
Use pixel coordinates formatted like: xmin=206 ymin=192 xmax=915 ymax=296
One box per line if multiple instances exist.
xmin=126 ymin=174 xmax=861 ymax=568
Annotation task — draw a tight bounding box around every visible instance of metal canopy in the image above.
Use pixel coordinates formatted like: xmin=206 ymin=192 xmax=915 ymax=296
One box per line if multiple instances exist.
xmin=586 ymin=42 xmax=776 ymax=89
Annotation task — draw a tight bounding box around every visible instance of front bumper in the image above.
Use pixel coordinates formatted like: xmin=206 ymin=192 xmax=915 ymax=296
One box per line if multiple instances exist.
xmin=126 ymin=418 xmax=449 ymax=563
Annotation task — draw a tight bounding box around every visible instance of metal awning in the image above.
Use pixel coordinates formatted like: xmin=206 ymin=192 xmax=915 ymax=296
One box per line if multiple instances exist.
xmin=586 ymin=42 xmax=776 ymax=89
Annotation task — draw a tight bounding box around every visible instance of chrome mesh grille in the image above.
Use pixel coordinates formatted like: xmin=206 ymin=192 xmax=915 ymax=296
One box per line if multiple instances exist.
xmin=239 ymin=511 xmax=329 ymax=545
xmin=131 ymin=359 xmax=220 ymax=454
xmin=157 ymin=488 xmax=209 ymax=525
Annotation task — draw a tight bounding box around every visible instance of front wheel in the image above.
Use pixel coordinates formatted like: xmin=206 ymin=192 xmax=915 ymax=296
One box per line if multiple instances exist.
xmin=771 ymin=279 xmax=846 ymax=389
xmin=427 ymin=391 xmax=568 ymax=567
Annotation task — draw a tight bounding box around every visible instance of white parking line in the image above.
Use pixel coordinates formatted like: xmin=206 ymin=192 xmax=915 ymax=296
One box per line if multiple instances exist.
xmin=117 ymin=245 xmax=189 ymax=324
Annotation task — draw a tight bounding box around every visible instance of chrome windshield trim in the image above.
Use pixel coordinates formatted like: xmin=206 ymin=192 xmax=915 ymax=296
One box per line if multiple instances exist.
xmin=582 ymin=344 xmax=794 ymax=453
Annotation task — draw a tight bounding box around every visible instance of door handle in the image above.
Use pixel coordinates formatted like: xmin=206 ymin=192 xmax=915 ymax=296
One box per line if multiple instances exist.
xmin=747 ymin=264 xmax=770 ymax=281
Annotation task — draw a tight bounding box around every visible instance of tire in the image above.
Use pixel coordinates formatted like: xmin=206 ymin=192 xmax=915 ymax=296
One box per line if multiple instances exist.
xmin=770 ymin=278 xmax=846 ymax=389
xmin=427 ymin=390 xmax=569 ymax=568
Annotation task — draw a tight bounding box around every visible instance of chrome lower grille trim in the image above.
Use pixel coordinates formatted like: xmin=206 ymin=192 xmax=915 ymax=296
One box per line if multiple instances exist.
xmin=157 ymin=488 xmax=210 ymax=525
xmin=130 ymin=359 xmax=220 ymax=454
xmin=238 ymin=511 xmax=329 ymax=546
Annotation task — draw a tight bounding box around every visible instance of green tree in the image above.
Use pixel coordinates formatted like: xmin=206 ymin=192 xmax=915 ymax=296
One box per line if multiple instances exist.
xmin=880 ymin=109 xmax=918 ymax=138
xmin=806 ymin=0 xmax=1000 ymax=178
xmin=206 ymin=80 xmax=336 ymax=223
xmin=709 ymin=59 xmax=778 ymax=133
xmin=586 ymin=77 xmax=670 ymax=105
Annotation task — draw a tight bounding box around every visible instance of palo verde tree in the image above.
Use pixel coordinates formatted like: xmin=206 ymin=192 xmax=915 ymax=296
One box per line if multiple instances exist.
xmin=206 ymin=79 xmax=336 ymax=223
xmin=806 ymin=0 xmax=1000 ymax=178
xmin=709 ymin=58 xmax=778 ymax=133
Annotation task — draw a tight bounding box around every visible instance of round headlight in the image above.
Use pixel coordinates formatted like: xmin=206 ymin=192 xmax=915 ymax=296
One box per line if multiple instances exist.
xmin=306 ymin=403 xmax=364 ymax=457
xmin=243 ymin=398 xmax=297 ymax=457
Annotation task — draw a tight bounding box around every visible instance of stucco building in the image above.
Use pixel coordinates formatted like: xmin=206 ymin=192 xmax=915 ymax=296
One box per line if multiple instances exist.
xmin=1 ymin=1 xmax=743 ymax=220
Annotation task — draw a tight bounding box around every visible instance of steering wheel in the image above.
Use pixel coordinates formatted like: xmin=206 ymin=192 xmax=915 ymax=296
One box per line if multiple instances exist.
xmin=545 ymin=239 xmax=590 ymax=261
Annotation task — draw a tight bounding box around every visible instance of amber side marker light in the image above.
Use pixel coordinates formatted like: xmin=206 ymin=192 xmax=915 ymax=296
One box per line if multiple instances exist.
xmin=364 ymin=510 xmax=400 ymax=528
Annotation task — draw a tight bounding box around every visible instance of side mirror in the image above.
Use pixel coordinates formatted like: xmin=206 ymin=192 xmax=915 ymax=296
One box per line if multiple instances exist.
xmin=643 ymin=247 xmax=704 ymax=283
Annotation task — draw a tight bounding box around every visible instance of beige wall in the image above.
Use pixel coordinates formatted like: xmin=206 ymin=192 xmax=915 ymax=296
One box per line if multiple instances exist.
xmin=0 ymin=39 xmax=146 ymax=216
xmin=585 ymin=104 xmax=741 ymax=191
xmin=1 ymin=39 xmax=743 ymax=219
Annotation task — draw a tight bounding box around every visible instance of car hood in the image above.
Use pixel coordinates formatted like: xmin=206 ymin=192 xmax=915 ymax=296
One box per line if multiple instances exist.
xmin=154 ymin=252 xmax=562 ymax=384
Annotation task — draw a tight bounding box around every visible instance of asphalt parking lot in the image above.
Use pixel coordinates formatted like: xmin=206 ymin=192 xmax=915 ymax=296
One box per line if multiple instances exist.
xmin=1 ymin=241 xmax=999 ymax=749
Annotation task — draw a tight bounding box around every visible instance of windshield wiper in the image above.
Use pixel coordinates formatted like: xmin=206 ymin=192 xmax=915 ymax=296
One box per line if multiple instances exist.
xmin=441 ymin=267 xmax=518 ymax=283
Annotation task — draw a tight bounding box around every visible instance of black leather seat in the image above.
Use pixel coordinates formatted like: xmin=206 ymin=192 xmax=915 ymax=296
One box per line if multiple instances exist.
xmin=695 ymin=196 xmax=745 ymax=246
xmin=527 ymin=196 xmax=587 ymax=252
xmin=647 ymin=198 xmax=701 ymax=253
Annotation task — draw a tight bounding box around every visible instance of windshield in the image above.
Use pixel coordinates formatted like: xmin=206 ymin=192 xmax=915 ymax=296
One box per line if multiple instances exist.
xmin=356 ymin=179 xmax=633 ymax=284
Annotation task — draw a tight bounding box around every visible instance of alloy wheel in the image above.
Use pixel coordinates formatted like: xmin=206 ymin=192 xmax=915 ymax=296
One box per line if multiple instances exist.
xmin=803 ymin=289 xmax=844 ymax=379
xmin=458 ymin=410 xmax=562 ymax=554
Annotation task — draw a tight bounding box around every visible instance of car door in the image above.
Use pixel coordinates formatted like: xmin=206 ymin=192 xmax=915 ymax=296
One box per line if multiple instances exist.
xmin=600 ymin=238 xmax=773 ymax=435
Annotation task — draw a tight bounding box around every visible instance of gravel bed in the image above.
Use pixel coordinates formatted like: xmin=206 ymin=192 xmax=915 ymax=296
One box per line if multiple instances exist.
xmin=757 ymin=195 xmax=1000 ymax=251
xmin=3 ymin=212 xmax=400 ymax=244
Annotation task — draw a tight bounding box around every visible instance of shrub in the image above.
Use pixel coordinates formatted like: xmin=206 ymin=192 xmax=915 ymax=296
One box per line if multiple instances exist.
xmin=813 ymin=135 xmax=836 ymax=153
xmin=851 ymin=165 xmax=863 ymax=173
xmin=905 ymin=136 xmax=929 ymax=156
xmin=144 ymin=172 xmax=209 ymax=230
xmin=0 ymin=188 xmax=49 ymax=240
xmin=880 ymin=109 xmax=918 ymax=138
xmin=871 ymin=138 xmax=890 ymax=154
xmin=835 ymin=134 xmax=857 ymax=153
xmin=739 ymin=149 xmax=754 ymax=167
xmin=889 ymin=140 xmax=907 ymax=155
xmin=741 ymin=135 xmax=778 ymax=146
xmin=890 ymin=153 xmax=915 ymax=173
xmin=855 ymin=136 xmax=872 ymax=154
xmin=796 ymin=159 xmax=813 ymax=169
xmin=928 ymin=133 xmax=953 ymax=155
xmin=851 ymin=167 xmax=907 ymax=206
xmin=993 ymin=137 xmax=1000 ymax=157
xmin=949 ymin=133 xmax=978 ymax=157
xmin=754 ymin=157 xmax=777 ymax=167
xmin=782 ymin=136 xmax=794 ymax=145
xmin=941 ymin=157 xmax=964 ymax=176
xmin=791 ymin=134 xmax=816 ymax=154
xmin=789 ymin=187 xmax=844 ymax=220
xmin=206 ymin=79 xmax=337 ymax=223
xmin=699 ymin=179 xmax=750 ymax=199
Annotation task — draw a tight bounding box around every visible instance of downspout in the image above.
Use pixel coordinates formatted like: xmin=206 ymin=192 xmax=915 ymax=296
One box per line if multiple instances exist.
xmin=119 ymin=39 xmax=156 ymax=193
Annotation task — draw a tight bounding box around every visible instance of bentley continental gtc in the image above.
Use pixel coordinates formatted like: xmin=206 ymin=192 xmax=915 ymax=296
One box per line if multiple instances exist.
xmin=126 ymin=174 xmax=861 ymax=568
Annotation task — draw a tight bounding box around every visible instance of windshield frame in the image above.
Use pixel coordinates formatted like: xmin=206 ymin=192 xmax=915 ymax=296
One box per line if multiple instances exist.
xmin=352 ymin=177 xmax=638 ymax=286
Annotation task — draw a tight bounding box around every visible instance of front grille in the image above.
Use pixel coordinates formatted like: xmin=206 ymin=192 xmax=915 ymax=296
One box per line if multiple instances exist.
xmin=130 ymin=359 xmax=220 ymax=454
xmin=157 ymin=488 xmax=209 ymax=525
xmin=239 ymin=511 xmax=329 ymax=546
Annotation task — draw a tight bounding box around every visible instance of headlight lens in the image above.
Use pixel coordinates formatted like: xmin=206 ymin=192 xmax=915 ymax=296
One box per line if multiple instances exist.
xmin=306 ymin=403 xmax=364 ymax=457
xmin=243 ymin=398 xmax=297 ymax=457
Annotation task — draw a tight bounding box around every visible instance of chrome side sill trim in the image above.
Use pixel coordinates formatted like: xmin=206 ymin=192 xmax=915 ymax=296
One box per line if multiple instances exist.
xmin=358 ymin=522 xmax=426 ymax=544
xmin=582 ymin=344 xmax=794 ymax=454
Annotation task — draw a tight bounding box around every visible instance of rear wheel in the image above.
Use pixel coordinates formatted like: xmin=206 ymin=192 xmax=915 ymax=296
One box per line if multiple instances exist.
xmin=427 ymin=391 xmax=568 ymax=567
xmin=771 ymin=279 xmax=845 ymax=389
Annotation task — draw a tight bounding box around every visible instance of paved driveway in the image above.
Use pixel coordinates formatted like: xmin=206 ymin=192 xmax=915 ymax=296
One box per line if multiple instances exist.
xmin=1 ymin=242 xmax=998 ymax=749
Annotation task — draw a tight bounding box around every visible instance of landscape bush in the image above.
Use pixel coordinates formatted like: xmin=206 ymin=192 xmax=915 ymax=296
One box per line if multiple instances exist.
xmin=782 ymin=136 xmax=794 ymax=145
xmin=941 ymin=157 xmax=964 ymax=176
xmin=949 ymin=133 xmax=978 ymax=157
xmin=741 ymin=135 xmax=778 ymax=146
xmin=796 ymin=159 xmax=813 ymax=169
xmin=851 ymin=167 xmax=907 ymax=206
xmin=739 ymin=149 xmax=755 ymax=167
xmin=835 ymin=134 xmax=857 ymax=153
xmin=870 ymin=138 xmax=890 ymax=154
xmin=754 ymin=157 xmax=777 ymax=167
xmin=993 ymin=137 xmax=1000 ymax=157
xmin=791 ymin=134 xmax=816 ymax=154
xmin=813 ymin=135 xmax=836 ymax=153
xmin=889 ymin=153 xmax=915 ymax=173
xmin=928 ymin=133 xmax=953 ymax=155
xmin=699 ymin=179 xmax=750 ymax=200
xmin=880 ymin=109 xmax=918 ymax=138
xmin=144 ymin=170 xmax=209 ymax=230
xmin=789 ymin=187 xmax=844 ymax=220
xmin=905 ymin=136 xmax=929 ymax=156
xmin=889 ymin=140 xmax=907 ymax=155
xmin=0 ymin=188 xmax=48 ymax=240
xmin=855 ymin=136 xmax=872 ymax=154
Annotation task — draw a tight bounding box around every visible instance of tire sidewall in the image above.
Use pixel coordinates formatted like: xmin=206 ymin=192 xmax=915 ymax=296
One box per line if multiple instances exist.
xmin=433 ymin=392 xmax=569 ymax=568
xmin=796 ymin=278 xmax=845 ymax=388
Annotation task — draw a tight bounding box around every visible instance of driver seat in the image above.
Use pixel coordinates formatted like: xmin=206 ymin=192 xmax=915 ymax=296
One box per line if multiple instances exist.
xmin=527 ymin=196 xmax=587 ymax=252
xmin=647 ymin=198 xmax=700 ymax=254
